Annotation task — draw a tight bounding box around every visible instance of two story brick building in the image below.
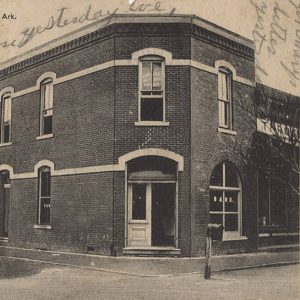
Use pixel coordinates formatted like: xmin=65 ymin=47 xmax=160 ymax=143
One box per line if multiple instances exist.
xmin=0 ymin=15 xmax=298 ymax=257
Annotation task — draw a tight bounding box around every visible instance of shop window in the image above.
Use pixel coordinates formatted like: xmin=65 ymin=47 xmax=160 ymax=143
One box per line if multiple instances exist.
xmin=209 ymin=161 xmax=241 ymax=237
xmin=258 ymin=170 xmax=287 ymax=228
xmin=38 ymin=166 xmax=51 ymax=225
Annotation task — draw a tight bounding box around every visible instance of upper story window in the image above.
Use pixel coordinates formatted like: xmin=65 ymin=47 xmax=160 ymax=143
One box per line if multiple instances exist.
xmin=139 ymin=56 xmax=165 ymax=122
xmin=38 ymin=166 xmax=51 ymax=225
xmin=218 ymin=67 xmax=233 ymax=129
xmin=1 ymin=93 xmax=12 ymax=143
xmin=40 ymin=78 xmax=53 ymax=135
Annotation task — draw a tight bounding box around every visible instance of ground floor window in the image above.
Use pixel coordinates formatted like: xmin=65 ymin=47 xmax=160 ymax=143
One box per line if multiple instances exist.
xmin=258 ymin=170 xmax=287 ymax=228
xmin=209 ymin=161 xmax=242 ymax=237
xmin=38 ymin=166 xmax=51 ymax=225
xmin=0 ymin=170 xmax=10 ymax=237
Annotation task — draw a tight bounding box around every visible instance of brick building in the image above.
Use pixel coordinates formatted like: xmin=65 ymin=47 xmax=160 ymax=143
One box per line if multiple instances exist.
xmin=0 ymin=15 xmax=298 ymax=257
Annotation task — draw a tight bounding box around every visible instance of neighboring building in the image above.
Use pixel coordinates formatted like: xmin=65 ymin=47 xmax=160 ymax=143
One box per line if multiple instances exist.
xmin=0 ymin=15 xmax=298 ymax=257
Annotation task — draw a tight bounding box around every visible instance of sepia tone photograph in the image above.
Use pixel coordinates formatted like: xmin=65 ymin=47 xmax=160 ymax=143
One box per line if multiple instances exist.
xmin=0 ymin=0 xmax=299 ymax=299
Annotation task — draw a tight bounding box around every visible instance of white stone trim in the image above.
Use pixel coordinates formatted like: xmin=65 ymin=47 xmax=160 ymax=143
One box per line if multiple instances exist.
xmin=9 ymin=58 xmax=255 ymax=101
xmin=0 ymin=142 xmax=12 ymax=147
xmin=0 ymin=164 xmax=14 ymax=175
xmin=8 ymin=149 xmax=184 ymax=179
xmin=132 ymin=48 xmax=173 ymax=64
xmin=134 ymin=121 xmax=170 ymax=127
xmin=0 ymin=86 xmax=15 ymax=100
xmin=36 ymin=72 xmax=57 ymax=86
xmin=36 ymin=133 xmax=54 ymax=140
xmin=118 ymin=148 xmax=184 ymax=171
xmin=215 ymin=60 xmax=256 ymax=87
xmin=34 ymin=224 xmax=52 ymax=230
xmin=217 ymin=127 xmax=237 ymax=136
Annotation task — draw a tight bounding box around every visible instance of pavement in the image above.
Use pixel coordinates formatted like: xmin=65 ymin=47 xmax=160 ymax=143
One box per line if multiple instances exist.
xmin=0 ymin=244 xmax=299 ymax=276
xmin=0 ymin=259 xmax=299 ymax=300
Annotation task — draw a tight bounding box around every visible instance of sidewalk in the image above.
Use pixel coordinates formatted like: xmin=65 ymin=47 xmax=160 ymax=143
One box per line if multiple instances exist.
xmin=0 ymin=245 xmax=299 ymax=276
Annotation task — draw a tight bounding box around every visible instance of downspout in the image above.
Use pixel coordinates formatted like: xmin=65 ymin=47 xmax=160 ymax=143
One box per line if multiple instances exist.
xmin=110 ymin=35 xmax=116 ymax=256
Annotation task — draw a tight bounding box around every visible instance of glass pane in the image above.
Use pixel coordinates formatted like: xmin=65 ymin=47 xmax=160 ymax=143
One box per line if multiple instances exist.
xmin=44 ymin=83 xmax=53 ymax=110
xmin=270 ymin=178 xmax=286 ymax=226
xmin=142 ymin=61 xmax=152 ymax=90
xmin=210 ymin=191 xmax=223 ymax=211
xmin=209 ymin=213 xmax=223 ymax=225
xmin=258 ymin=172 xmax=269 ymax=225
xmin=40 ymin=197 xmax=51 ymax=224
xmin=43 ymin=115 xmax=53 ymax=135
xmin=226 ymin=75 xmax=232 ymax=101
xmin=3 ymin=97 xmax=11 ymax=122
xmin=219 ymin=72 xmax=226 ymax=100
xmin=225 ymin=162 xmax=239 ymax=187
xmin=3 ymin=123 xmax=10 ymax=143
xmin=152 ymin=62 xmax=162 ymax=90
xmin=218 ymin=101 xmax=225 ymax=126
xmin=225 ymin=191 xmax=238 ymax=212
xmin=41 ymin=171 xmax=51 ymax=197
xmin=210 ymin=163 xmax=223 ymax=186
xmin=225 ymin=214 xmax=238 ymax=231
xmin=141 ymin=98 xmax=163 ymax=121
xmin=132 ymin=184 xmax=146 ymax=220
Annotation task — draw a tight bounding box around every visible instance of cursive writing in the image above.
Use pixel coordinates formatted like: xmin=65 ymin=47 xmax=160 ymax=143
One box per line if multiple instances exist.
xmin=129 ymin=0 xmax=176 ymax=14
xmin=267 ymin=2 xmax=289 ymax=56
xmin=280 ymin=0 xmax=300 ymax=88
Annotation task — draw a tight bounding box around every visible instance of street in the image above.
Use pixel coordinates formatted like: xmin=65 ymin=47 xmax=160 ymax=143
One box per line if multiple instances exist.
xmin=0 ymin=257 xmax=299 ymax=300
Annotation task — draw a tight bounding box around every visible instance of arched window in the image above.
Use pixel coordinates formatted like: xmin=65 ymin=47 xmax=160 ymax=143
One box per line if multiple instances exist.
xmin=209 ymin=161 xmax=241 ymax=237
xmin=218 ymin=67 xmax=233 ymax=129
xmin=1 ymin=92 xmax=12 ymax=143
xmin=38 ymin=166 xmax=51 ymax=225
xmin=138 ymin=56 xmax=165 ymax=122
xmin=40 ymin=78 xmax=53 ymax=135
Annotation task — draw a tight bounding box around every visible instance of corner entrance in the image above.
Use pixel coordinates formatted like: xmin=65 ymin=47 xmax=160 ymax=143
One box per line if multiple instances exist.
xmin=126 ymin=156 xmax=177 ymax=249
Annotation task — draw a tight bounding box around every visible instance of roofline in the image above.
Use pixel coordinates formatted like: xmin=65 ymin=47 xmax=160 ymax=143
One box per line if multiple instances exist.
xmin=0 ymin=14 xmax=254 ymax=70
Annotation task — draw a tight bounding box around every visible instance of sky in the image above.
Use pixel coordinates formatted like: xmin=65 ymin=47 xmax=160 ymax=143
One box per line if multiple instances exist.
xmin=0 ymin=0 xmax=299 ymax=95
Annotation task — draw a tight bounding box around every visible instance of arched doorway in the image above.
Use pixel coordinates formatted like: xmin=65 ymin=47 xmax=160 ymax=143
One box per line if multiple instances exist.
xmin=126 ymin=156 xmax=177 ymax=248
xmin=0 ymin=170 xmax=10 ymax=238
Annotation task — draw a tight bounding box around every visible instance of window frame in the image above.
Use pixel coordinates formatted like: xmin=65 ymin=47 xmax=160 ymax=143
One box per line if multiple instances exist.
xmin=218 ymin=67 xmax=233 ymax=130
xmin=37 ymin=166 xmax=51 ymax=226
xmin=209 ymin=161 xmax=243 ymax=240
xmin=137 ymin=55 xmax=167 ymax=125
xmin=39 ymin=78 xmax=53 ymax=137
xmin=0 ymin=92 xmax=12 ymax=144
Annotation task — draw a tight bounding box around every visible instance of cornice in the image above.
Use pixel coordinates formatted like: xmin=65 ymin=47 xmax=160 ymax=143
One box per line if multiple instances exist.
xmin=191 ymin=24 xmax=254 ymax=61
xmin=0 ymin=18 xmax=254 ymax=80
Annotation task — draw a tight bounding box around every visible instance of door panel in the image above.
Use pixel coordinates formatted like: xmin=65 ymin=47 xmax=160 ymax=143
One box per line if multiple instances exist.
xmin=152 ymin=183 xmax=175 ymax=246
xmin=128 ymin=183 xmax=151 ymax=247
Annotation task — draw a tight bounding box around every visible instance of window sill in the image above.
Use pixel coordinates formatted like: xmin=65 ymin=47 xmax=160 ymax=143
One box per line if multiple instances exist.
xmin=135 ymin=121 xmax=170 ymax=127
xmin=36 ymin=133 xmax=54 ymax=140
xmin=34 ymin=224 xmax=52 ymax=230
xmin=222 ymin=234 xmax=247 ymax=241
xmin=218 ymin=127 xmax=237 ymax=136
xmin=0 ymin=142 xmax=12 ymax=147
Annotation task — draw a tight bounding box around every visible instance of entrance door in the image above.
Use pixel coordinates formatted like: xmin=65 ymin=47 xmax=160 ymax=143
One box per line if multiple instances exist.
xmin=128 ymin=182 xmax=175 ymax=247
xmin=128 ymin=183 xmax=152 ymax=247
